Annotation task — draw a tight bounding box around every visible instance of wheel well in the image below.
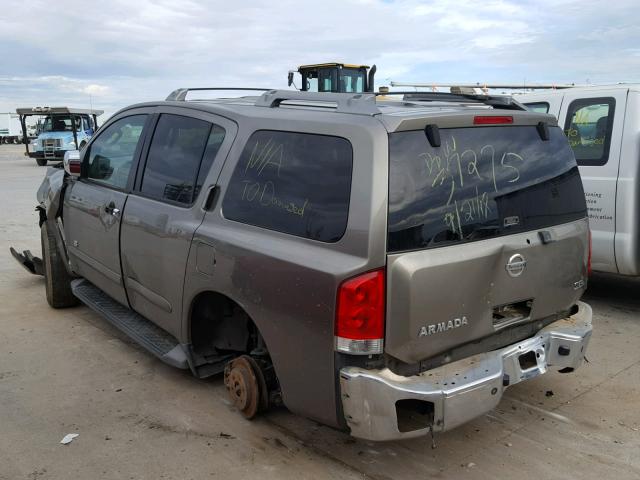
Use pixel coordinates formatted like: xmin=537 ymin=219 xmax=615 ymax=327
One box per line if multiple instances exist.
xmin=189 ymin=291 xmax=264 ymax=359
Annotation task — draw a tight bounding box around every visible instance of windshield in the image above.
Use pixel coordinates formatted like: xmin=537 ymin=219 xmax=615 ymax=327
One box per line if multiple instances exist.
xmin=388 ymin=125 xmax=587 ymax=252
xmin=41 ymin=115 xmax=81 ymax=133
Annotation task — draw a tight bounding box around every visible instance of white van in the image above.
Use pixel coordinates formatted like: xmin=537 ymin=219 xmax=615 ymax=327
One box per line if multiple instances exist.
xmin=519 ymin=85 xmax=640 ymax=276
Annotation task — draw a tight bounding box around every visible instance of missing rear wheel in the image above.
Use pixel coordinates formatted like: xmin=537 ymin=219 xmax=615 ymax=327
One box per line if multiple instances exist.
xmin=223 ymin=355 xmax=268 ymax=419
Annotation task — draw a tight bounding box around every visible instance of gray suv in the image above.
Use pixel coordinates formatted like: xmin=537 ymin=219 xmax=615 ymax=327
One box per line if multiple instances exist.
xmin=14 ymin=89 xmax=593 ymax=441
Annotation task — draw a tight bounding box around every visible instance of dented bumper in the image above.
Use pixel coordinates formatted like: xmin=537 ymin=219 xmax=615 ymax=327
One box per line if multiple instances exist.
xmin=339 ymin=301 xmax=592 ymax=441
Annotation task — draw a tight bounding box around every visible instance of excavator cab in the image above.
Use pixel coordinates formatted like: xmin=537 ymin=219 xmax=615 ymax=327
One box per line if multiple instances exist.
xmin=288 ymin=63 xmax=376 ymax=93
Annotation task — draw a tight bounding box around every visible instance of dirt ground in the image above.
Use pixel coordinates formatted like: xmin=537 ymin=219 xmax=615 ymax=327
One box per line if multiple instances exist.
xmin=0 ymin=144 xmax=638 ymax=480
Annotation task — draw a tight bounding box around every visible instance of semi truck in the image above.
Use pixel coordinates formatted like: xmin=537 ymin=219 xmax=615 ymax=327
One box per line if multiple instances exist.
xmin=0 ymin=113 xmax=26 ymax=144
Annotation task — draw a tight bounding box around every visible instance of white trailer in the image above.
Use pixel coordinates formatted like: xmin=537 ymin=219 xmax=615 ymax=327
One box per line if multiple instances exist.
xmin=0 ymin=113 xmax=25 ymax=144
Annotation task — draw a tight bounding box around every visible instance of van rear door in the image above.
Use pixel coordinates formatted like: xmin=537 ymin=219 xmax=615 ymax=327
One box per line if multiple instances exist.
xmin=385 ymin=122 xmax=588 ymax=364
xmin=558 ymin=88 xmax=627 ymax=273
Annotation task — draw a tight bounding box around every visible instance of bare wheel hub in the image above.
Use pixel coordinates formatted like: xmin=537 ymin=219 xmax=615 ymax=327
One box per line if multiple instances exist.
xmin=224 ymin=355 xmax=263 ymax=419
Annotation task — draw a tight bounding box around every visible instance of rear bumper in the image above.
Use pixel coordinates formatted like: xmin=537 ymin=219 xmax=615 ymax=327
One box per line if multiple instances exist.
xmin=339 ymin=301 xmax=592 ymax=441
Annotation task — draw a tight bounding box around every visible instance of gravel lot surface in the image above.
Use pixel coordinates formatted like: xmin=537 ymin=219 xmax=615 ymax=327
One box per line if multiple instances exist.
xmin=1 ymin=144 xmax=638 ymax=479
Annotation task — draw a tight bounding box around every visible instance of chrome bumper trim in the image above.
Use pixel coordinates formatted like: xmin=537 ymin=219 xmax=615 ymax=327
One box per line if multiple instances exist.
xmin=339 ymin=301 xmax=592 ymax=441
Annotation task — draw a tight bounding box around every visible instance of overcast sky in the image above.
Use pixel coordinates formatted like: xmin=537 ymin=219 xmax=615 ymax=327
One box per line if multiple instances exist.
xmin=1 ymin=0 xmax=639 ymax=118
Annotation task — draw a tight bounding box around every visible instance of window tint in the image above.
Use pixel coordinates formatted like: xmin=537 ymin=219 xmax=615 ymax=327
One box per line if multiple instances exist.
xmin=525 ymin=102 xmax=550 ymax=113
xmin=388 ymin=126 xmax=586 ymax=252
xmin=141 ymin=114 xmax=225 ymax=205
xmin=86 ymin=115 xmax=147 ymax=189
xmin=564 ymin=97 xmax=615 ymax=166
xmin=222 ymin=130 xmax=353 ymax=242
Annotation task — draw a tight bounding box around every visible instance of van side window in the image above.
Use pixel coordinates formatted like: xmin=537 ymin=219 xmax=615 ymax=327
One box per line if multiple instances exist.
xmin=140 ymin=114 xmax=225 ymax=205
xmin=222 ymin=130 xmax=353 ymax=242
xmin=525 ymin=102 xmax=549 ymax=113
xmin=564 ymin=98 xmax=615 ymax=166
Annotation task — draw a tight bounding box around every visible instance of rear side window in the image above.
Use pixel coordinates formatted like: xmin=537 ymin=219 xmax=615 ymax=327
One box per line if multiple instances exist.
xmin=141 ymin=114 xmax=225 ymax=205
xmin=524 ymin=102 xmax=550 ymax=113
xmin=388 ymin=125 xmax=586 ymax=252
xmin=222 ymin=130 xmax=353 ymax=242
xmin=564 ymin=97 xmax=615 ymax=166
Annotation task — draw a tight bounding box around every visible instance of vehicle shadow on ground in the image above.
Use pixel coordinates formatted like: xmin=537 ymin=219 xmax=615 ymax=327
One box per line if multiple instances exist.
xmin=583 ymin=272 xmax=640 ymax=311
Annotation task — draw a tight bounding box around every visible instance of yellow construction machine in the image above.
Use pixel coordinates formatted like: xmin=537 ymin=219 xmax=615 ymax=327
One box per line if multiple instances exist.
xmin=288 ymin=62 xmax=376 ymax=93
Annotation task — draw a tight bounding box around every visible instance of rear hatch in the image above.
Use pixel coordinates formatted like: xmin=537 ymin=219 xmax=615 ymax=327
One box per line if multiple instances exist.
xmin=385 ymin=118 xmax=588 ymax=364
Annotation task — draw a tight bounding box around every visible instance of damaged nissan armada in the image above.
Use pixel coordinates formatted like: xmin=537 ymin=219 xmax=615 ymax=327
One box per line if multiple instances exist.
xmin=13 ymin=88 xmax=592 ymax=441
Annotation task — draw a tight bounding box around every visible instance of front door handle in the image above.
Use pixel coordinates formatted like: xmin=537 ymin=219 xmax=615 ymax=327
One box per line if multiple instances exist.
xmin=105 ymin=202 xmax=120 ymax=216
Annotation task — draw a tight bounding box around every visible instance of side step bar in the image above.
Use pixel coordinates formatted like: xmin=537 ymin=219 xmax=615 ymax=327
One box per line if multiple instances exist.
xmin=71 ymin=279 xmax=189 ymax=369
xmin=10 ymin=247 xmax=44 ymax=276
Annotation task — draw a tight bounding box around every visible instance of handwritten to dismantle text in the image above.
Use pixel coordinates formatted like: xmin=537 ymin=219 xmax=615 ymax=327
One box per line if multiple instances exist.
xmin=240 ymin=138 xmax=309 ymax=218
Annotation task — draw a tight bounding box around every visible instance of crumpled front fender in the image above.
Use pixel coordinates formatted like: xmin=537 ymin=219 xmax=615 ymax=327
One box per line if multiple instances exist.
xmin=36 ymin=166 xmax=66 ymax=221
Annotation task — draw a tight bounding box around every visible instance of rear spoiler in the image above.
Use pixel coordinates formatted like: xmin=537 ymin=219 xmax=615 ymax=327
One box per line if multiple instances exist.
xmin=379 ymin=91 xmax=527 ymax=111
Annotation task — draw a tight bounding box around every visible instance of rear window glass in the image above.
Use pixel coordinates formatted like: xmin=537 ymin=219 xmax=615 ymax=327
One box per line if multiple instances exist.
xmin=564 ymin=97 xmax=615 ymax=166
xmin=222 ymin=130 xmax=352 ymax=242
xmin=388 ymin=126 xmax=586 ymax=252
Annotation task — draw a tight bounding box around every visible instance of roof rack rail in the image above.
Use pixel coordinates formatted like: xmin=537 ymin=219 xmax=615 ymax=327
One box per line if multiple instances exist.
xmin=390 ymin=81 xmax=581 ymax=90
xmin=377 ymin=91 xmax=527 ymax=111
xmin=255 ymin=90 xmax=379 ymax=115
xmin=166 ymin=87 xmax=273 ymax=102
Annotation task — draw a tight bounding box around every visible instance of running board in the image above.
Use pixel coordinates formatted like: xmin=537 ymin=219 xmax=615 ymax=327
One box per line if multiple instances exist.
xmin=71 ymin=279 xmax=189 ymax=369
xmin=10 ymin=247 xmax=44 ymax=276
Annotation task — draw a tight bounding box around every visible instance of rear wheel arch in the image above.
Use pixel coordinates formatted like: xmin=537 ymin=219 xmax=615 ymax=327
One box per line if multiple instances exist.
xmin=188 ymin=291 xmax=269 ymax=357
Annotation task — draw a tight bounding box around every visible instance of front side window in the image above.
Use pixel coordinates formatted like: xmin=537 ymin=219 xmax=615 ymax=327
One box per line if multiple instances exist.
xmin=222 ymin=130 xmax=353 ymax=242
xmin=85 ymin=115 xmax=147 ymax=189
xmin=564 ymin=97 xmax=615 ymax=166
xmin=140 ymin=114 xmax=225 ymax=205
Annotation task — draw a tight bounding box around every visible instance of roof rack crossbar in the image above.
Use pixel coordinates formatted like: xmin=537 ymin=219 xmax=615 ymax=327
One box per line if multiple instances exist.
xmin=255 ymin=90 xmax=379 ymax=115
xmin=166 ymin=87 xmax=273 ymax=102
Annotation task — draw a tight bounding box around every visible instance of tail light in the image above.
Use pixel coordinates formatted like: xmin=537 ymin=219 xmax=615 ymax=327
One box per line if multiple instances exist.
xmin=335 ymin=269 xmax=385 ymax=355
xmin=473 ymin=115 xmax=513 ymax=125
xmin=587 ymin=229 xmax=592 ymax=276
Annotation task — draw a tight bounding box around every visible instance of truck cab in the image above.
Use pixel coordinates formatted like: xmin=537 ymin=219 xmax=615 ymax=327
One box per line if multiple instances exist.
xmin=17 ymin=107 xmax=103 ymax=166
xmin=519 ymin=85 xmax=640 ymax=275
xmin=288 ymin=62 xmax=376 ymax=93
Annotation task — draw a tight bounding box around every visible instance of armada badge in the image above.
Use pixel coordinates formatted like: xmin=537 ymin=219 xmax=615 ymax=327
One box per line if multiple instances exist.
xmin=419 ymin=316 xmax=468 ymax=337
xmin=506 ymin=253 xmax=526 ymax=277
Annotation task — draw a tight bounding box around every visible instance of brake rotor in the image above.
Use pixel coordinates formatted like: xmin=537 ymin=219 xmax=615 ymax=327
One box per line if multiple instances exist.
xmin=224 ymin=355 xmax=263 ymax=419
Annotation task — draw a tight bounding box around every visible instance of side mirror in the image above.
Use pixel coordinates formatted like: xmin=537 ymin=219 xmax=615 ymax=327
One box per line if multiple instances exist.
xmin=287 ymin=71 xmax=294 ymax=87
xmin=63 ymin=150 xmax=81 ymax=177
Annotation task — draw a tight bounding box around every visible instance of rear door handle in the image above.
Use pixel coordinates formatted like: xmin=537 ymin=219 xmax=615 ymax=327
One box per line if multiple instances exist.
xmin=105 ymin=201 xmax=120 ymax=216
xmin=203 ymin=185 xmax=220 ymax=211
